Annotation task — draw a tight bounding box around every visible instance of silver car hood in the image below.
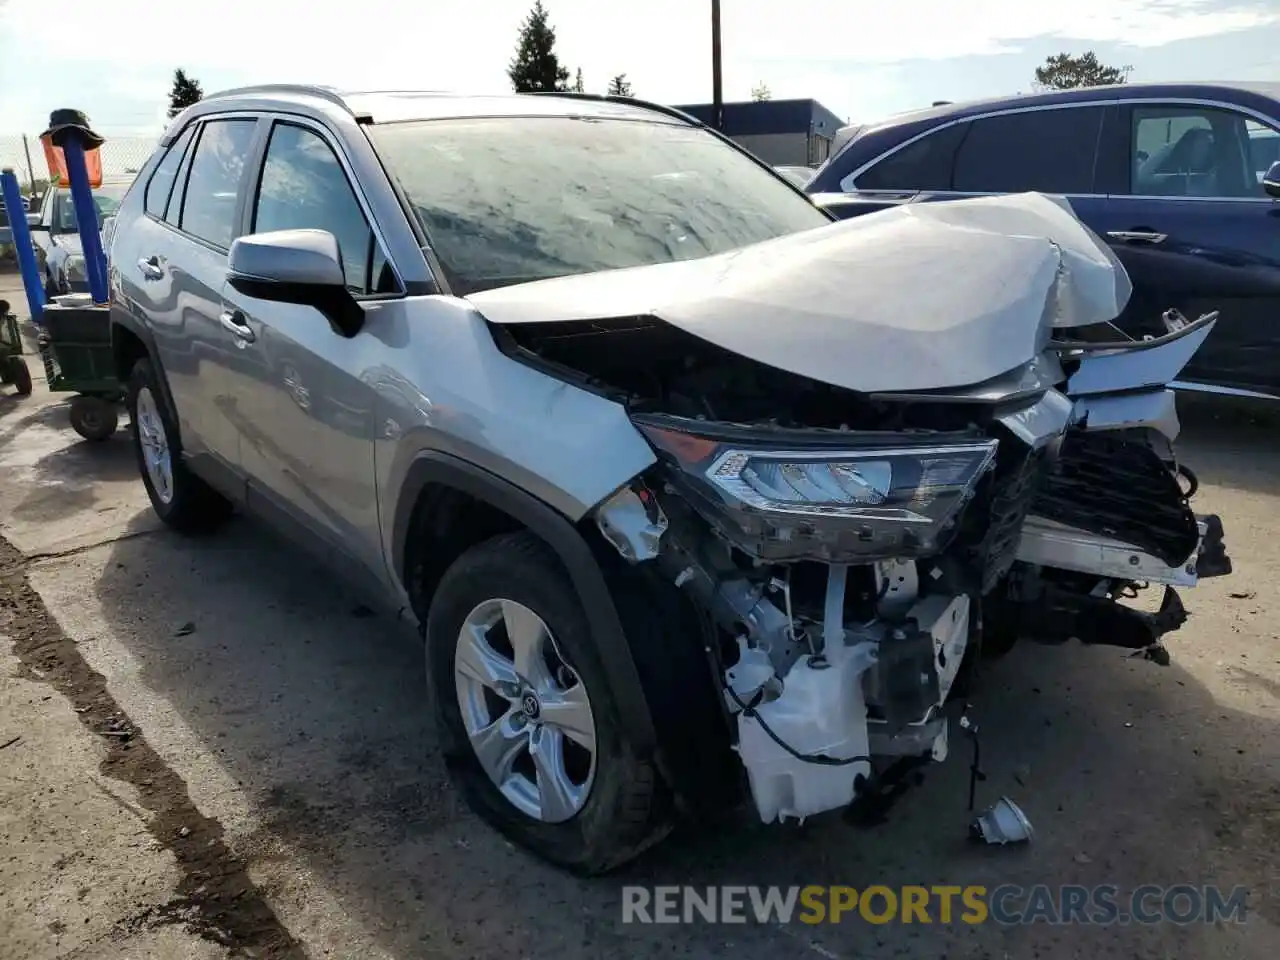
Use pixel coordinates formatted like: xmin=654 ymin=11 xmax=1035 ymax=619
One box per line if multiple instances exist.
xmin=466 ymin=192 xmax=1132 ymax=394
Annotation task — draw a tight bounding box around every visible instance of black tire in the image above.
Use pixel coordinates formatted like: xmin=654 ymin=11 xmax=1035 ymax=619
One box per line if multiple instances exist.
xmin=0 ymin=357 xmax=12 ymax=385
xmin=126 ymin=358 xmax=232 ymax=533
xmin=68 ymin=395 xmax=118 ymax=440
xmin=425 ymin=531 xmax=671 ymax=875
xmin=13 ymin=360 xmax=28 ymax=396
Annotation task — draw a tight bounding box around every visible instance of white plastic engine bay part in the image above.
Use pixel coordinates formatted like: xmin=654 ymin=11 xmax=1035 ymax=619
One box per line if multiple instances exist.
xmin=732 ymin=563 xmax=971 ymax=824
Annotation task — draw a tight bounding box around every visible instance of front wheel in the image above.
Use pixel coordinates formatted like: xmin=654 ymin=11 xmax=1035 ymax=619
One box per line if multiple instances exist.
xmin=424 ymin=531 xmax=670 ymax=874
xmin=126 ymin=358 xmax=232 ymax=533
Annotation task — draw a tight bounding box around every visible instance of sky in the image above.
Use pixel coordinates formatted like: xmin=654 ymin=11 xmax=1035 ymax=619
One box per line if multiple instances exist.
xmin=0 ymin=0 xmax=1278 ymax=142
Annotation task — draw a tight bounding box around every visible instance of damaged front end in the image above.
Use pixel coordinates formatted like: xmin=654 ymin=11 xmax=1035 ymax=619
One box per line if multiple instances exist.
xmin=478 ymin=194 xmax=1232 ymax=827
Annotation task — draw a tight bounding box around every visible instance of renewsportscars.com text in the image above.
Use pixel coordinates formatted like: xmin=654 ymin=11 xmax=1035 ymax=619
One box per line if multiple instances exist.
xmin=621 ymin=884 xmax=1249 ymax=926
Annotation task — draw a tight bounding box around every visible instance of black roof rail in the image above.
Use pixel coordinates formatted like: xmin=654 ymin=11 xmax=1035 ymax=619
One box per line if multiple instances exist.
xmin=522 ymin=91 xmax=702 ymax=127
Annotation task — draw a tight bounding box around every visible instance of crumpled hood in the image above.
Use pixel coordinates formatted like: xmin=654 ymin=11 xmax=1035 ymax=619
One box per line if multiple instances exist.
xmin=465 ymin=192 xmax=1132 ymax=394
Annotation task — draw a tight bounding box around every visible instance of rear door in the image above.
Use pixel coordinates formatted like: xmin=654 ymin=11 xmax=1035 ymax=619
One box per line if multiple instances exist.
xmin=223 ymin=117 xmax=399 ymax=579
xmin=115 ymin=115 xmax=264 ymax=484
xmin=1089 ymin=102 xmax=1280 ymax=395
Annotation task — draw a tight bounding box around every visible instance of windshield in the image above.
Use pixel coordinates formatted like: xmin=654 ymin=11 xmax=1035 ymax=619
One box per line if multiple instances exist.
xmin=369 ymin=116 xmax=830 ymax=293
xmin=55 ymin=184 xmax=129 ymax=233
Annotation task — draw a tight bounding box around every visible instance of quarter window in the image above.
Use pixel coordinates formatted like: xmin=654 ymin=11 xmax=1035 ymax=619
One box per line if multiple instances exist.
xmin=144 ymin=125 xmax=195 ymax=218
xmin=179 ymin=119 xmax=257 ymax=249
xmin=1130 ymin=105 xmax=1274 ymax=198
xmin=855 ymin=122 xmax=969 ymax=191
xmin=952 ymin=107 xmax=1105 ymax=194
xmin=252 ymin=123 xmax=395 ymax=295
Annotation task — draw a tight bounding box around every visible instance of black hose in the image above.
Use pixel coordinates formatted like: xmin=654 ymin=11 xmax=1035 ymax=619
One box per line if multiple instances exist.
xmin=725 ymin=684 xmax=872 ymax=767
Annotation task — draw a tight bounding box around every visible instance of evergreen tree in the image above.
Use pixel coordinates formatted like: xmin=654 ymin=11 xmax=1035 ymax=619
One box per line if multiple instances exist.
xmin=1034 ymin=52 xmax=1130 ymax=90
xmin=572 ymin=68 xmax=585 ymax=93
xmin=607 ymin=73 xmax=633 ymax=97
xmin=751 ymin=82 xmax=772 ymax=102
xmin=508 ymin=2 xmax=570 ymax=93
xmin=167 ymin=68 xmax=204 ymax=119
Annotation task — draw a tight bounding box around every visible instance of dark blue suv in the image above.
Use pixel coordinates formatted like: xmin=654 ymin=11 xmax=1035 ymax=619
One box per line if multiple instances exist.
xmin=807 ymin=82 xmax=1280 ymax=398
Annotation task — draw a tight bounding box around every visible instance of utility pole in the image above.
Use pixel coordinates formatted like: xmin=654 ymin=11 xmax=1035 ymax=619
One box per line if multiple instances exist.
xmin=711 ymin=0 xmax=723 ymax=131
xmin=21 ymin=135 xmax=37 ymax=191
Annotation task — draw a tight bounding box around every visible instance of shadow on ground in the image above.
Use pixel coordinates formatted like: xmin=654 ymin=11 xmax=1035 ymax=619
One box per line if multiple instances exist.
xmin=81 ymin=504 xmax=1279 ymax=957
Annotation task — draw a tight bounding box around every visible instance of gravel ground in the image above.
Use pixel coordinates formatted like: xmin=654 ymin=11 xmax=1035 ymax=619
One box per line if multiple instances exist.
xmin=1 ymin=274 xmax=1277 ymax=959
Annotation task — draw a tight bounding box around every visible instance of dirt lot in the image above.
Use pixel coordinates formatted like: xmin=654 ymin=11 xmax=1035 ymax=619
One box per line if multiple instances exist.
xmin=1 ymin=273 xmax=1277 ymax=959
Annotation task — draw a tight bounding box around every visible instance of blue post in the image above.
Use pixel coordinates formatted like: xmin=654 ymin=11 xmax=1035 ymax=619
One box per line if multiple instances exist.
xmin=60 ymin=139 xmax=109 ymax=304
xmin=1 ymin=168 xmax=46 ymax=322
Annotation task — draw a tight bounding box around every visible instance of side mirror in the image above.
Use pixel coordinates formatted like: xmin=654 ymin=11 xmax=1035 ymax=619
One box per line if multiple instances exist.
xmin=1263 ymin=161 xmax=1280 ymax=200
xmin=26 ymin=213 xmax=45 ymax=230
xmin=227 ymin=229 xmax=363 ymax=337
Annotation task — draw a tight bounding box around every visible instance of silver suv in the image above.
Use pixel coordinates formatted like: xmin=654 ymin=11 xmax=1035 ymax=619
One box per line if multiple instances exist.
xmin=107 ymin=85 xmax=1229 ymax=874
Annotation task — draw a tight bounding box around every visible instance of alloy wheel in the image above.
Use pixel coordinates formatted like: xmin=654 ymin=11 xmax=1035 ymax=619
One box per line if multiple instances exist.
xmin=454 ymin=598 xmax=597 ymax=823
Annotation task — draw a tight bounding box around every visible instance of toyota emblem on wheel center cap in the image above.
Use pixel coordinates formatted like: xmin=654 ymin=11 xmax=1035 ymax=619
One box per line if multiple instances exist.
xmin=521 ymin=693 xmax=541 ymax=720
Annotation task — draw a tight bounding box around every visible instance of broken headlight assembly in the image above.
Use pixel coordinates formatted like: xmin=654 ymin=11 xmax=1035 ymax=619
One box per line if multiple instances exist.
xmin=634 ymin=416 xmax=999 ymax=563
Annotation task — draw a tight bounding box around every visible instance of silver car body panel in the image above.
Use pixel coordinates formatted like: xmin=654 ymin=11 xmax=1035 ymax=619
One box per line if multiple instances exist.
xmin=467 ymin=193 xmax=1132 ymax=394
xmin=1064 ymin=317 xmax=1218 ymax=396
xmin=1017 ymin=514 xmax=1202 ymax=587
xmin=1072 ymin=388 xmax=1181 ymax=441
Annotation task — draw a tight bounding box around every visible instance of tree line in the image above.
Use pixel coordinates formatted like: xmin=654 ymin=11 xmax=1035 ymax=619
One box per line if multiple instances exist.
xmin=164 ymin=6 xmax=1131 ymax=122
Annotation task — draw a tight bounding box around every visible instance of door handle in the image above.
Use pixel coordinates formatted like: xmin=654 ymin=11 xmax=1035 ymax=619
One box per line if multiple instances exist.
xmin=137 ymin=256 xmax=165 ymax=280
xmin=219 ymin=310 xmax=256 ymax=343
xmin=1106 ymin=229 xmax=1167 ymax=244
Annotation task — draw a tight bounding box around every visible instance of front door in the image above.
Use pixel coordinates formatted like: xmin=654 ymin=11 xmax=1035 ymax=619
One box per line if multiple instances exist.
xmin=222 ymin=118 xmax=398 ymax=581
xmin=1090 ymin=102 xmax=1280 ymax=395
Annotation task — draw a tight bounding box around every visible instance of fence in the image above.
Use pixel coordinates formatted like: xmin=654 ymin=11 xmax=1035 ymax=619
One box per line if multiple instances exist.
xmin=0 ymin=132 xmax=159 ymax=191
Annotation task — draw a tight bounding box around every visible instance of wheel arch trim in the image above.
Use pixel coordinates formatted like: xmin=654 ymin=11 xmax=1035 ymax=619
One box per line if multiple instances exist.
xmin=392 ymin=450 xmax=658 ymax=754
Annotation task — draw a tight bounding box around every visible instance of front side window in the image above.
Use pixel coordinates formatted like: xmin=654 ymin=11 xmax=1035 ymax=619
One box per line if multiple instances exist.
xmin=1130 ymin=105 xmax=1276 ymax=198
xmin=252 ymin=123 xmax=394 ymax=295
xmin=369 ymin=116 xmax=830 ymax=294
xmin=952 ymin=106 xmax=1105 ymax=194
xmin=854 ymin=122 xmax=969 ymax=191
xmin=179 ymin=118 xmax=257 ymax=248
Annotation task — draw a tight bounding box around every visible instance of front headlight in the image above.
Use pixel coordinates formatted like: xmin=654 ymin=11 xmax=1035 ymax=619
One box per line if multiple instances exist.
xmin=635 ymin=416 xmax=998 ymax=563
xmin=64 ymin=254 xmax=86 ymax=281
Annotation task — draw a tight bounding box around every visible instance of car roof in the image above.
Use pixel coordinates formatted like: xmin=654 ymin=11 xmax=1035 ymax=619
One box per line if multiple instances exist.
xmin=171 ymin=84 xmax=697 ymax=137
xmin=849 ymin=81 xmax=1280 ymax=135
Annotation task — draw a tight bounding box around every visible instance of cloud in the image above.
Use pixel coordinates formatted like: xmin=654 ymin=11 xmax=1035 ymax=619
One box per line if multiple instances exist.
xmin=0 ymin=0 xmax=1274 ymax=130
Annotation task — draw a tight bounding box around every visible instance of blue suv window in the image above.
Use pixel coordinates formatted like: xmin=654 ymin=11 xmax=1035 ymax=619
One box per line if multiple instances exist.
xmin=1130 ymin=105 xmax=1272 ymax=198
xmin=855 ymin=122 xmax=969 ymax=191
xmin=952 ymin=106 xmax=1105 ymax=194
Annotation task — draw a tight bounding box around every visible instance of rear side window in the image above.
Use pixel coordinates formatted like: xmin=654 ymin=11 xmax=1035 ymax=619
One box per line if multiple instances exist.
xmin=952 ymin=107 xmax=1104 ymax=194
xmin=855 ymin=122 xmax=969 ymax=191
xmin=145 ymin=126 xmax=195 ymax=218
xmin=179 ymin=119 xmax=257 ymax=249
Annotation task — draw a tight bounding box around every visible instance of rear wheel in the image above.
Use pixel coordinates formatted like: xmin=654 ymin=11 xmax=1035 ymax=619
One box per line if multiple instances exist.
xmin=424 ymin=531 xmax=670 ymax=874
xmin=127 ymin=358 xmax=231 ymax=533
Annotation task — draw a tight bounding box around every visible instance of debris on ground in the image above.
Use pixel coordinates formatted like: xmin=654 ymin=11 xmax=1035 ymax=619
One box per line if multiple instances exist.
xmin=969 ymin=797 xmax=1034 ymax=845
xmin=173 ymin=621 xmax=196 ymax=637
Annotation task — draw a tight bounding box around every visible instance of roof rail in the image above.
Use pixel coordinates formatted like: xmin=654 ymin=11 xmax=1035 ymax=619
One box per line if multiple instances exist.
xmin=523 ymin=91 xmax=701 ymax=127
xmin=203 ymin=83 xmax=353 ymax=113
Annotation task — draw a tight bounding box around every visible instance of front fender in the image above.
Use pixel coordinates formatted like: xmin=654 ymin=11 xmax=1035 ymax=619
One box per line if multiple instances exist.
xmin=390 ymin=450 xmax=658 ymax=754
